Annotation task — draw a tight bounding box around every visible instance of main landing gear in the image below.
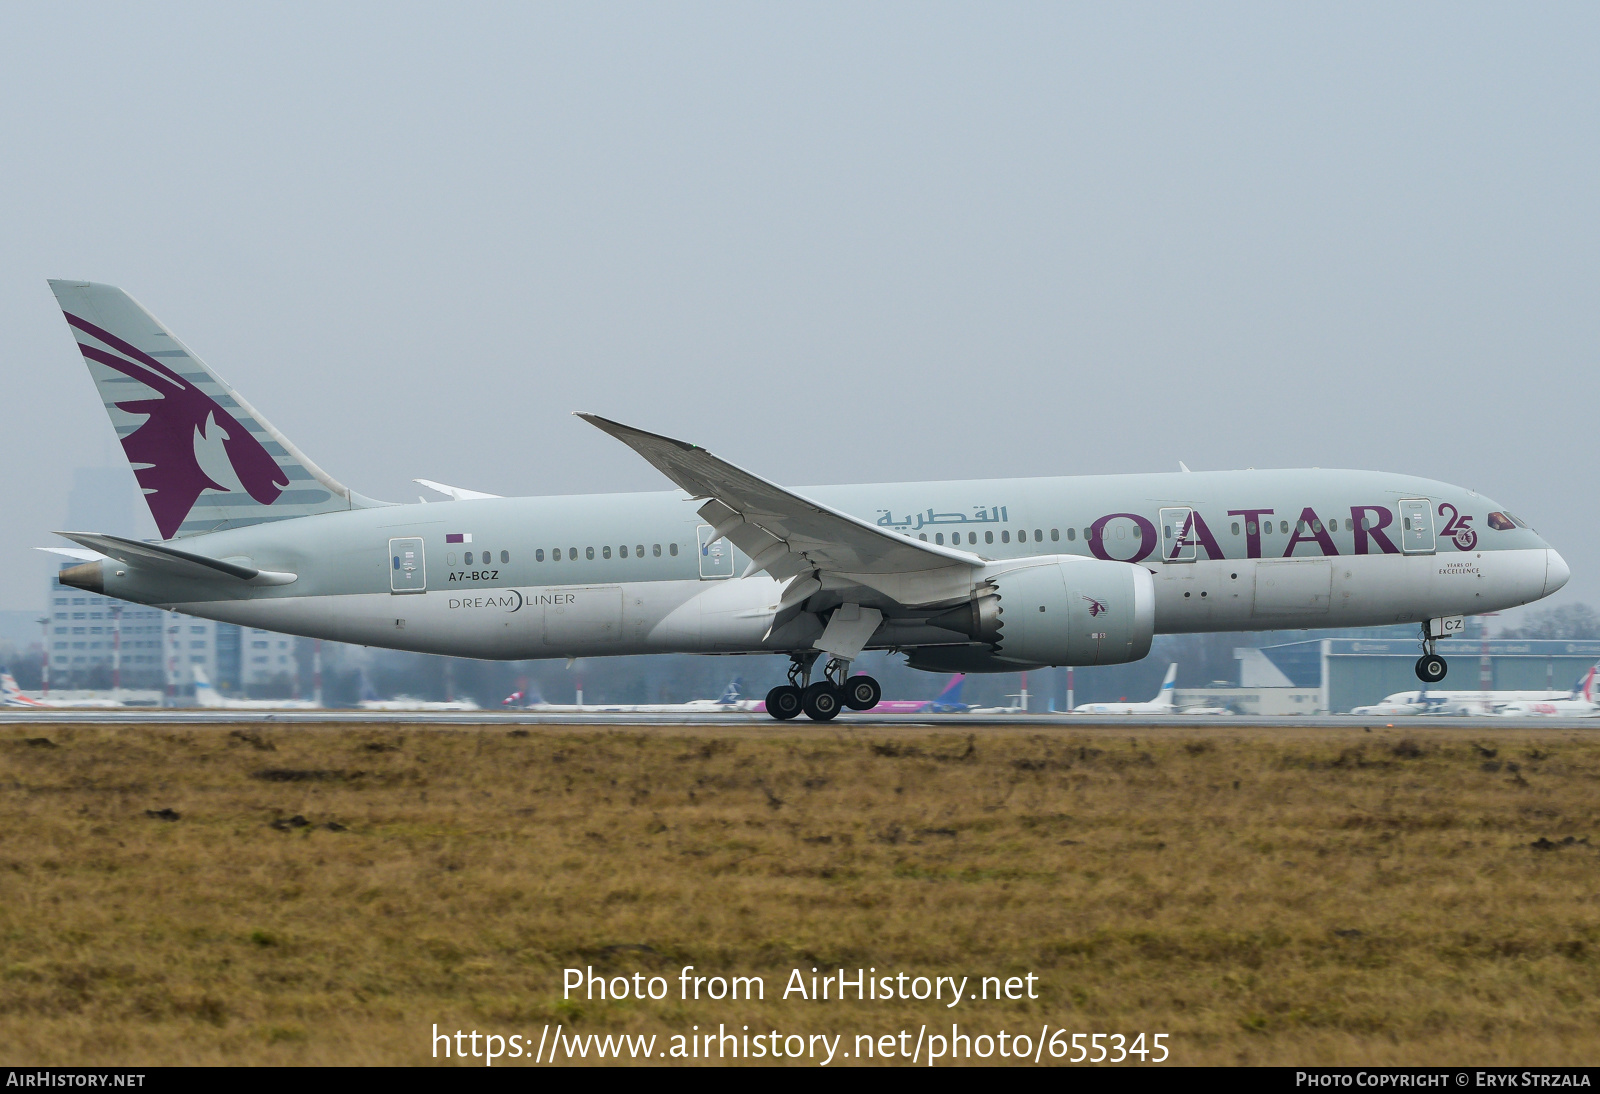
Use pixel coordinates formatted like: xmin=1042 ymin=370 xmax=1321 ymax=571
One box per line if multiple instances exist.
xmin=766 ymin=653 xmax=881 ymax=722
xmin=1415 ymin=624 xmax=1449 ymax=684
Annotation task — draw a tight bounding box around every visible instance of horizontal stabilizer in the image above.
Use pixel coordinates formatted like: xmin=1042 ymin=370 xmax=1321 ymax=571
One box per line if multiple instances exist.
xmin=52 ymin=531 xmax=297 ymax=586
xmin=36 ymin=546 xmax=107 ymax=562
xmin=414 ymin=478 xmax=504 ymax=501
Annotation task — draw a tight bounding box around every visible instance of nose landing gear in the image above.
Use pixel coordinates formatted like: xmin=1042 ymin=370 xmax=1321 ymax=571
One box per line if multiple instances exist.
xmin=1415 ymin=623 xmax=1449 ymax=684
xmin=1415 ymin=654 xmax=1448 ymax=684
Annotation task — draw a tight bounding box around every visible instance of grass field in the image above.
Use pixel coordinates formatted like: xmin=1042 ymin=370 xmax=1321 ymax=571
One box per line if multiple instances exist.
xmin=1 ymin=720 xmax=1598 ymax=1066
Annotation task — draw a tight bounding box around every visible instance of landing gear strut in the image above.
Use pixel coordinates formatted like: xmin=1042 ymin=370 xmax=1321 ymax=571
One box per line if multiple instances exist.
xmin=1415 ymin=624 xmax=1448 ymax=684
xmin=764 ymin=651 xmax=817 ymax=721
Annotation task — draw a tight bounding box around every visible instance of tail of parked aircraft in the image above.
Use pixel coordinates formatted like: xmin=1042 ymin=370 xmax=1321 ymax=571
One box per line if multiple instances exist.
xmin=1573 ymin=662 xmax=1600 ymax=702
xmin=47 ymin=281 xmax=388 ymax=540
xmin=1 ymin=670 xmax=43 ymax=707
xmin=189 ymin=665 xmax=224 ymax=708
xmin=715 ymin=678 xmax=743 ymax=705
xmin=928 ymin=674 xmax=967 ymax=711
xmin=1155 ymin=663 xmax=1178 ymax=707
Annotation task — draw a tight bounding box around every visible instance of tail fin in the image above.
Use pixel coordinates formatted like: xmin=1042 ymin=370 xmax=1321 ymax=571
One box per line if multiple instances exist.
xmin=0 ymin=670 xmax=38 ymax=706
xmin=1577 ymin=662 xmax=1600 ymax=702
xmin=1155 ymin=663 xmax=1177 ymax=706
xmin=48 ymin=281 xmax=387 ymax=539
xmin=716 ymin=678 xmax=742 ymax=704
xmin=190 ymin=664 xmax=223 ymax=707
xmin=930 ymin=674 xmax=967 ymax=711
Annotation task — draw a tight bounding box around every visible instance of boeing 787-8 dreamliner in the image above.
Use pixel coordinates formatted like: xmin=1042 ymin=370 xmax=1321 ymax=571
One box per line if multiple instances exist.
xmin=38 ymin=282 xmax=1570 ymax=721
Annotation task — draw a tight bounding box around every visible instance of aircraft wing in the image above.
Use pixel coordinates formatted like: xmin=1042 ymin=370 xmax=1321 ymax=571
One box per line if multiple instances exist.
xmin=577 ymin=414 xmax=985 ymax=608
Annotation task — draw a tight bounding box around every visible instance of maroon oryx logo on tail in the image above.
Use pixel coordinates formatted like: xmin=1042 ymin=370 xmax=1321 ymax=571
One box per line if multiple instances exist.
xmin=64 ymin=313 xmax=288 ymax=538
xmin=1082 ymin=596 xmax=1108 ymax=617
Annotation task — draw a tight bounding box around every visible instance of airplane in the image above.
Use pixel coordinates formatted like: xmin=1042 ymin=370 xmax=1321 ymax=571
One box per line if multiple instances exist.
xmin=1070 ymin=663 xmax=1178 ymax=714
xmin=1350 ymin=687 xmax=1577 ymax=717
xmin=190 ymin=665 xmax=322 ymax=710
xmin=40 ymin=282 xmax=1571 ymax=722
xmin=1348 ymin=693 xmax=1432 ymax=717
xmin=512 ymin=678 xmax=760 ymax=714
xmin=1 ymin=669 xmax=125 ymax=708
xmin=357 ymin=671 xmax=479 ymax=711
xmin=1494 ymin=664 xmax=1600 ymax=717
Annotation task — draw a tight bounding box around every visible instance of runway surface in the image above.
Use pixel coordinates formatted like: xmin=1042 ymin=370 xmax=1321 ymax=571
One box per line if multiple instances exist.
xmin=3 ymin=709 xmax=1597 ymax=729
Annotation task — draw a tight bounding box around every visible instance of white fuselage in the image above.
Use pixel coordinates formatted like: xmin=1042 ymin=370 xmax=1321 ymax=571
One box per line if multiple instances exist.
xmin=79 ymin=469 xmax=1569 ymax=669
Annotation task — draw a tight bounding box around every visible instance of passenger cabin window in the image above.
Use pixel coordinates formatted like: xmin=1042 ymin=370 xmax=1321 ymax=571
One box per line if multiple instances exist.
xmin=602 ymin=546 xmax=611 ymax=559
xmin=653 ymin=544 xmax=662 ymax=557
xmin=935 ymin=533 xmax=944 ymax=545
xmin=620 ymin=545 xmax=628 ymax=558
xmin=464 ymin=551 xmax=474 ymax=565
xmin=501 ymin=550 xmax=509 ymax=563
xmin=1279 ymin=521 xmax=1288 ymax=534
xmin=1034 ymin=528 xmax=1043 ymax=541
xmin=919 ymin=533 xmax=928 ymax=541
xmin=968 ymin=532 xmax=977 ymax=545
xmin=587 ymin=547 xmax=595 ymax=560
xmin=1001 ymin=530 xmax=1010 ymax=543
xmin=569 ymin=548 xmax=578 ymax=560
xmin=669 ymin=543 xmax=678 ymax=556
xmin=536 ymin=549 xmax=545 ymax=562
xmin=1231 ymin=522 xmax=1241 ymax=536
xmin=1247 ymin=522 xmax=1258 ymax=535
xmin=636 ymin=545 xmax=644 ymax=557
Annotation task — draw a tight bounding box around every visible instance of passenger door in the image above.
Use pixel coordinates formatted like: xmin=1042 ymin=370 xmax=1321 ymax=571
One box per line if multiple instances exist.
xmin=1159 ymin=507 xmax=1197 ymax=563
xmin=389 ymin=538 xmax=426 ymax=594
xmin=697 ymin=525 xmax=735 ymax=579
xmin=1398 ymin=499 xmax=1435 ymax=555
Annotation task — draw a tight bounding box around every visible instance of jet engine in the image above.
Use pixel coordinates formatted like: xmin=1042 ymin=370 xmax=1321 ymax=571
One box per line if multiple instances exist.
xmin=926 ymin=555 xmax=1154 ymax=668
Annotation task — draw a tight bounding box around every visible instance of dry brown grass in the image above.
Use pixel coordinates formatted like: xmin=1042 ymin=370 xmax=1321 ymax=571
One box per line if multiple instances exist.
xmin=1 ymin=720 xmax=1598 ymax=1066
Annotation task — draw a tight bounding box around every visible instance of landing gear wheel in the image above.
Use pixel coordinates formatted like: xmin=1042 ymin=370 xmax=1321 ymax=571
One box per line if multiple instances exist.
xmin=1415 ymin=655 xmax=1448 ymax=684
xmin=842 ymin=675 xmax=882 ymax=711
xmin=766 ymin=685 xmax=802 ymax=721
xmin=801 ymin=681 xmax=843 ymax=722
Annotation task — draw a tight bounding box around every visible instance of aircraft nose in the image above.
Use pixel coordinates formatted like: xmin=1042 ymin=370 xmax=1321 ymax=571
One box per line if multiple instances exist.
xmin=1544 ymin=550 xmax=1571 ymax=597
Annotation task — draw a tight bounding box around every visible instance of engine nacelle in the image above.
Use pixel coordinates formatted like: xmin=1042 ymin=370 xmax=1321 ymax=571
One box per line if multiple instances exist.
xmin=930 ymin=555 xmax=1154 ymax=668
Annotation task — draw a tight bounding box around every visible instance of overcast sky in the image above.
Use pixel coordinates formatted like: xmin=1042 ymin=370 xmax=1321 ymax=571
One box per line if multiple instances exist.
xmin=1 ymin=4 xmax=1595 ymax=622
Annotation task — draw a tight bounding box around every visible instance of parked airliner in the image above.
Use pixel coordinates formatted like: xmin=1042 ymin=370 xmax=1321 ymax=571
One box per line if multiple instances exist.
xmin=1071 ymin=664 xmax=1178 ymax=715
xmin=191 ymin=665 xmax=321 ymax=710
xmin=40 ymin=282 xmax=1571 ymax=721
xmin=1 ymin=670 xmax=124 ymax=709
xmin=513 ymin=678 xmax=760 ymax=714
xmin=1494 ymin=665 xmax=1600 ymax=717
